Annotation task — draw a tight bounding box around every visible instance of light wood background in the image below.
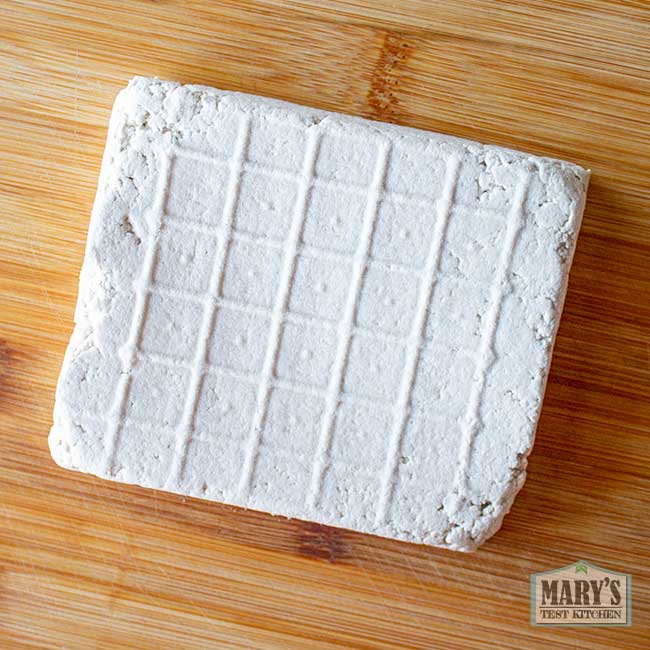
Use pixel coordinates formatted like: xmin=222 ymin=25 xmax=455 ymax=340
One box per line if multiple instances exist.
xmin=1 ymin=1 xmax=648 ymax=648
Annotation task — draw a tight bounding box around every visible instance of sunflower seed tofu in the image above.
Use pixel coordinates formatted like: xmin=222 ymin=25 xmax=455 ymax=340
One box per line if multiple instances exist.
xmin=50 ymin=77 xmax=589 ymax=551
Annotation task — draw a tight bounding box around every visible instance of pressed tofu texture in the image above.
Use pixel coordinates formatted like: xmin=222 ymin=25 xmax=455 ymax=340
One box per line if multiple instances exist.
xmin=50 ymin=77 xmax=589 ymax=551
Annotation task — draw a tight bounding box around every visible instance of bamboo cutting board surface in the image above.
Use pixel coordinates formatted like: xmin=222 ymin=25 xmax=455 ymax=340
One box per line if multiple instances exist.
xmin=1 ymin=1 xmax=649 ymax=648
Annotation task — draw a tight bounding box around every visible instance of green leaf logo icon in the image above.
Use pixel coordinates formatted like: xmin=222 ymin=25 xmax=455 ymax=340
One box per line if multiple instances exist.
xmin=575 ymin=561 xmax=588 ymax=574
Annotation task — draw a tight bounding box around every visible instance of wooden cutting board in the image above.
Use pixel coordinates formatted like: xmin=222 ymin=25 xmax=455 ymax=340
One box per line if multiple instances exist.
xmin=1 ymin=1 xmax=648 ymax=648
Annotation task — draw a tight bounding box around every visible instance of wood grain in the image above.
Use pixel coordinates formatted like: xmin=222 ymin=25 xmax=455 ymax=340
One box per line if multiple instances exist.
xmin=1 ymin=1 xmax=649 ymax=648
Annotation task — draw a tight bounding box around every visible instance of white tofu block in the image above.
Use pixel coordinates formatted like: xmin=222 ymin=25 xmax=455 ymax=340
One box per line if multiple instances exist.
xmin=50 ymin=77 xmax=589 ymax=551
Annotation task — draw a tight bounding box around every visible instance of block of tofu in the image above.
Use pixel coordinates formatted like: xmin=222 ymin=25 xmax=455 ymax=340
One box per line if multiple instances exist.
xmin=50 ymin=77 xmax=589 ymax=551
